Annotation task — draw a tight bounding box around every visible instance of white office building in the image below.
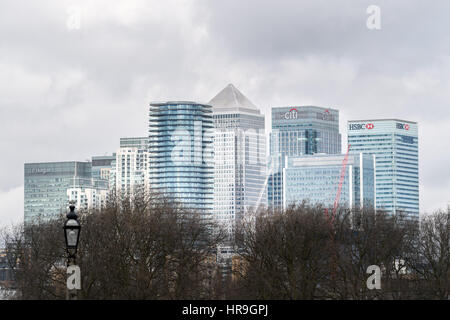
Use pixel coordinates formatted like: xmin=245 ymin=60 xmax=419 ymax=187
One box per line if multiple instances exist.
xmin=210 ymin=84 xmax=267 ymax=238
xmin=67 ymin=186 xmax=108 ymax=212
xmin=110 ymin=137 xmax=150 ymax=197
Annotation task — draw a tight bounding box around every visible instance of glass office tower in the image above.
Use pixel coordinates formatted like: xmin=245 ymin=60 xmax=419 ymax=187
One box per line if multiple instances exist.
xmin=120 ymin=137 xmax=149 ymax=150
xmin=148 ymin=101 xmax=214 ymax=219
xmin=24 ymin=161 xmax=92 ymax=224
xmin=283 ymin=153 xmax=375 ymax=209
xmin=348 ymin=119 xmax=419 ymax=220
xmin=268 ymin=106 xmax=341 ymax=210
xmin=91 ymin=154 xmax=115 ymax=189
xmin=210 ymin=84 xmax=267 ymax=236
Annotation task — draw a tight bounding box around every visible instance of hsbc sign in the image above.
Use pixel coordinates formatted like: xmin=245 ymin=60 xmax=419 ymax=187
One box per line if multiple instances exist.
xmin=349 ymin=123 xmax=375 ymax=130
xmin=396 ymin=123 xmax=410 ymax=130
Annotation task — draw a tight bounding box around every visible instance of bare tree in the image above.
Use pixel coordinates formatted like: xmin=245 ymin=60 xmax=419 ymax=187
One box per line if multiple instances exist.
xmin=231 ymin=203 xmax=331 ymax=299
xmin=1 ymin=217 xmax=66 ymax=300
xmin=406 ymin=209 xmax=449 ymax=299
xmin=2 ymin=196 xmax=448 ymax=300
xmin=332 ymin=207 xmax=416 ymax=299
xmin=1 ymin=192 xmax=225 ymax=300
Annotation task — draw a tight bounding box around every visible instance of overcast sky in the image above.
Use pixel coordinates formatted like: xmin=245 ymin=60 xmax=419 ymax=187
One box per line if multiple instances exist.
xmin=1 ymin=0 xmax=450 ymax=226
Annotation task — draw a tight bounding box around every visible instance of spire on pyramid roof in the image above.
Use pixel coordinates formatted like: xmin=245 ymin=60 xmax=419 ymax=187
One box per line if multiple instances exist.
xmin=208 ymin=84 xmax=260 ymax=114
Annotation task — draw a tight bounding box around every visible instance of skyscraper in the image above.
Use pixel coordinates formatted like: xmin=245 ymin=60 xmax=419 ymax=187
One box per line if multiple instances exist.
xmin=91 ymin=154 xmax=116 ymax=189
xmin=268 ymin=106 xmax=341 ymax=210
xmin=110 ymin=137 xmax=150 ymax=197
xmin=209 ymin=84 xmax=267 ymax=236
xmin=283 ymin=153 xmax=375 ymax=209
xmin=148 ymin=101 xmax=214 ymax=219
xmin=347 ymin=119 xmax=419 ymax=220
xmin=24 ymin=161 xmax=92 ymax=224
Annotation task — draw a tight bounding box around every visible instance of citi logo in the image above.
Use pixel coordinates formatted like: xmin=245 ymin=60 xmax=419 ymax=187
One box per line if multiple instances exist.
xmin=284 ymin=108 xmax=298 ymax=120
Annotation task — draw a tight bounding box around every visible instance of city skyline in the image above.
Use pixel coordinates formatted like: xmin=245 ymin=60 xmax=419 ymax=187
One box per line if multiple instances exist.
xmin=21 ymin=98 xmax=416 ymax=224
xmin=3 ymin=84 xmax=434 ymax=225
xmin=2 ymin=1 xmax=450 ymax=225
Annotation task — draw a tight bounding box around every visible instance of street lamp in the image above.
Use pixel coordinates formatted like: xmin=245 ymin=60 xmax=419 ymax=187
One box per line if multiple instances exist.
xmin=64 ymin=204 xmax=81 ymax=260
xmin=63 ymin=204 xmax=81 ymax=300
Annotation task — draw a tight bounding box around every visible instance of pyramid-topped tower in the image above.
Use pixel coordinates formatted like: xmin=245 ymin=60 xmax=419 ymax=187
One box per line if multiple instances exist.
xmin=209 ymin=83 xmax=260 ymax=115
xmin=209 ymin=83 xmax=267 ymax=257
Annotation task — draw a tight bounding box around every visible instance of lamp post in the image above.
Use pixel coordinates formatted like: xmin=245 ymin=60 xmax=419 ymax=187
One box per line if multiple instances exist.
xmin=63 ymin=203 xmax=81 ymax=300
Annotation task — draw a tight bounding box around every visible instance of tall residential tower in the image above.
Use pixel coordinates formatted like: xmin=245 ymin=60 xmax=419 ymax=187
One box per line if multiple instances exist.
xmin=110 ymin=137 xmax=150 ymax=197
xmin=148 ymin=101 xmax=214 ymax=219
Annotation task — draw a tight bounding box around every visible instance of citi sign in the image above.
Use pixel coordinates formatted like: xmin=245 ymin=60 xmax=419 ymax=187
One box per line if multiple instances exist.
xmin=349 ymin=123 xmax=375 ymax=130
xmin=284 ymin=108 xmax=298 ymax=120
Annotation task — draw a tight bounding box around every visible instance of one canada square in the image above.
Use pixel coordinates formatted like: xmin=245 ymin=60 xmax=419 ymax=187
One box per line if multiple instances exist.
xmin=209 ymin=84 xmax=267 ymax=236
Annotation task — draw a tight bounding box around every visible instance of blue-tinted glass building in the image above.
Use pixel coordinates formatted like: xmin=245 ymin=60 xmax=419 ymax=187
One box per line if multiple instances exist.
xmin=24 ymin=161 xmax=92 ymax=224
xmin=120 ymin=137 xmax=149 ymax=150
xmin=283 ymin=153 xmax=375 ymax=209
xmin=148 ymin=101 xmax=214 ymax=219
xmin=348 ymin=119 xmax=419 ymax=220
xmin=91 ymin=155 xmax=115 ymax=189
xmin=268 ymin=106 xmax=341 ymax=210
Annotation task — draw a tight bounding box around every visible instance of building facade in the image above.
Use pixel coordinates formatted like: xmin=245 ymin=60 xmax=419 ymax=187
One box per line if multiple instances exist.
xmin=24 ymin=161 xmax=92 ymax=224
xmin=66 ymin=186 xmax=108 ymax=212
xmin=91 ymin=155 xmax=116 ymax=190
xmin=210 ymin=84 xmax=267 ymax=236
xmin=283 ymin=153 xmax=375 ymax=210
xmin=347 ymin=119 xmax=419 ymax=220
xmin=148 ymin=101 xmax=214 ymax=219
xmin=120 ymin=137 xmax=150 ymax=150
xmin=110 ymin=137 xmax=150 ymax=197
xmin=268 ymin=106 xmax=341 ymax=210
xmin=0 ymin=249 xmax=14 ymax=290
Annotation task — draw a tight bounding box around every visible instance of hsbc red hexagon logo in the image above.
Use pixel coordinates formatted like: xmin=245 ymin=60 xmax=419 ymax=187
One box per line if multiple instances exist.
xmin=365 ymin=123 xmax=374 ymax=130
xmin=397 ymin=122 xmax=410 ymax=130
